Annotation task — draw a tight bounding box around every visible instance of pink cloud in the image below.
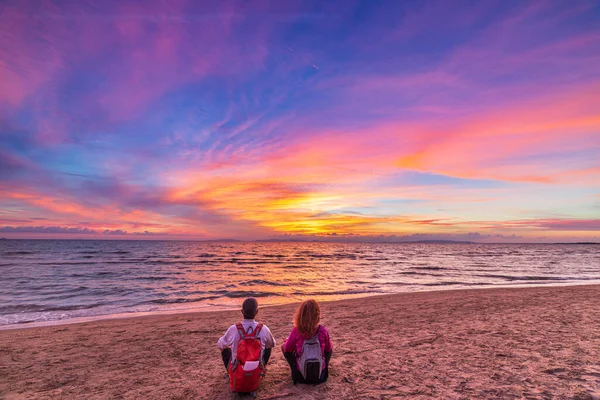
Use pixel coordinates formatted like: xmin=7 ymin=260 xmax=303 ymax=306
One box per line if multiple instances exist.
xmin=0 ymin=5 xmax=64 ymax=111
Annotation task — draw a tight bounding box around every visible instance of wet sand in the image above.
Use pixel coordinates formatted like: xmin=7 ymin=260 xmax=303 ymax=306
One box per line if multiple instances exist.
xmin=1 ymin=285 xmax=600 ymax=399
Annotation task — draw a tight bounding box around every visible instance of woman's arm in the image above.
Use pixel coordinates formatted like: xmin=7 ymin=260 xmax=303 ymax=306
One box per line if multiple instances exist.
xmin=282 ymin=328 xmax=299 ymax=367
xmin=323 ymin=327 xmax=333 ymax=353
xmin=281 ymin=328 xmax=299 ymax=354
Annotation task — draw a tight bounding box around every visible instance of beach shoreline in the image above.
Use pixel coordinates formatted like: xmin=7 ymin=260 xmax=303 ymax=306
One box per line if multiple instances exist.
xmin=3 ymin=281 xmax=600 ymax=332
xmin=3 ymin=241 xmax=599 ymax=329
xmin=1 ymin=285 xmax=599 ymax=399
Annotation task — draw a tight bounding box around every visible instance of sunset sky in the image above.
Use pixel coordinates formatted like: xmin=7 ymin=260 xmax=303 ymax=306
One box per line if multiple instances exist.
xmin=1 ymin=0 xmax=599 ymax=242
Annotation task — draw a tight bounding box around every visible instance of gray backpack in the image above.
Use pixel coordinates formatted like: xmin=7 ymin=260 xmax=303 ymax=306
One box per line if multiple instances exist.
xmin=297 ymin=326 xmax=324 ymax=382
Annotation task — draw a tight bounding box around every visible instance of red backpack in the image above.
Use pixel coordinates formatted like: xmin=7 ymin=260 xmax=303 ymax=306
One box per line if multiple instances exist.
xmin=228 ymin=323 xmax=265 ymax=393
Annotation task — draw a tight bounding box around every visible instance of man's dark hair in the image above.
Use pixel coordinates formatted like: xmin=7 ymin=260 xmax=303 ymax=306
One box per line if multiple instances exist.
xmin=242 ymin=297 xmax=258 ymax=319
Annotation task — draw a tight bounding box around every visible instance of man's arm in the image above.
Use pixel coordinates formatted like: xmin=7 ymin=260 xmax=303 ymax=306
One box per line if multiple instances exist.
xmin=262 ymin=325 xmax=276 ymax=349
xmin=217 ymin=325 xmax=236 ymax=350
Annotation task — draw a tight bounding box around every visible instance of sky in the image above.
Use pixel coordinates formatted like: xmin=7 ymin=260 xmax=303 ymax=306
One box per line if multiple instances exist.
xmin=1 ymin=0 xmax=599 ymax=242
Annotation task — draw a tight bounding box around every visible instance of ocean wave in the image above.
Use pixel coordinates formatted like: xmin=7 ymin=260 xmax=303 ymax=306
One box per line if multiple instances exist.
xmin=376 ymin=281 xmax=410 ymax=286
xmin=137 ymin=296 xmax=220 ymax=305
xmin=398 ymin=271 xmax=442 ymax=276
xmin=95 ymin=271 xmax=120 ymax=276
xmin=240 ymin=279 xmax=287 ymax=287
xmin=35 ymin=286 xmax=90 ymax=295
xmin=144 ymin=260 xmax=199 ymax=265
xmin=38 ymin=290 xmax=93 ymax=301
xmin=294 ymin=252 xmax=333 ymax=259
xmin=347 ymin=280 xmax=403 ymax=286
xmin=333 ymin=253 xmax=358 ymax=259
xmin=2 ymin=251 xmax=34 ymax=256
xmin=230 ymin=260 xmax=284 ymax=265
xmin=422 ymin=281 xmax=483 ymax=286
xmin=103 ymin=260 xmax=151 ymax=265
xmin=39 ymin=261 xmax=100 ymax=266
xmin=214 ymin=290 xmax=283 ymax=298
xmin=0 ymin=302 xmax=105 ymax=313
xmin=293 ymin=289 xmax=381 ymax=296
xmin=475 ymin=274 xmax=599 ymax=281
xmin=132 ymin=276 xmax=171 ymax=281
xmin=345 ymin=280 xmax=408 ymax=286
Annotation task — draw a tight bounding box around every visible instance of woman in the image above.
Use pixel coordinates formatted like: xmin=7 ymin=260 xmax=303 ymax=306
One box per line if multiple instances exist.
xmin=281 ymin=299 xmax=333 ymax=384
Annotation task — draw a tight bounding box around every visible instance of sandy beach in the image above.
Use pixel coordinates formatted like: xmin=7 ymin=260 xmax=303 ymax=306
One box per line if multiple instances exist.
xmin=1 ymin=285 xmax=599 ymax=399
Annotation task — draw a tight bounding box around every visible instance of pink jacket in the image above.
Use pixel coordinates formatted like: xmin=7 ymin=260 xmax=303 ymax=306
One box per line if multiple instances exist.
xmin=282 ymin=325 xmax=333 ymax=369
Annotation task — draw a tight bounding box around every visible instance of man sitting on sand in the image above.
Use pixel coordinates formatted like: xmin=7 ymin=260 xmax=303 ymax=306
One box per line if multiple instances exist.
xmin=217 ymin=297 xmax=276 ymax=372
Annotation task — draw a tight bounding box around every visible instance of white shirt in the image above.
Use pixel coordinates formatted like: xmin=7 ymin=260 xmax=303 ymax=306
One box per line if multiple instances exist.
xmin=217 ymin=319 xmax=276 ymax=357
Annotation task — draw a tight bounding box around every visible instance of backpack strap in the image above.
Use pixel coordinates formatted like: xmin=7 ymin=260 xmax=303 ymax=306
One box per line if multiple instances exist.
xmin=252 ymin=323 xmax=264 ymax=338
xmin=232 ymin=323 xmax=245 ymax=372
xmin=236 ymin=323 xmax=263 ymax=339
xmin=252 ymin=324 xmax=265 ymax=370
xmin=235 ymin=323 xmax=245 ymax=339
xmin=240 ymin=323 xmax=262 ymax=339
xmin=308 ymin=325 xmax=320 ymax=339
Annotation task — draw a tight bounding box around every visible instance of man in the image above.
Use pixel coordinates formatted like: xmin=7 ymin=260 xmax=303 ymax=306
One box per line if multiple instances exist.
xmin=218 ymin=297 xmax=276 ymax=370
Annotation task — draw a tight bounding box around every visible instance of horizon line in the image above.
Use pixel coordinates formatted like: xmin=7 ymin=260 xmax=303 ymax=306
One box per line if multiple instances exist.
xmin=1 ymin=238 xmax=598 ymax=245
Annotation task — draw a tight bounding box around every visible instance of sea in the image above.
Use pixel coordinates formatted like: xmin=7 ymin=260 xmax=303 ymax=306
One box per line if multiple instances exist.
xmin=1 ymin=240 xmax=599 ymax=328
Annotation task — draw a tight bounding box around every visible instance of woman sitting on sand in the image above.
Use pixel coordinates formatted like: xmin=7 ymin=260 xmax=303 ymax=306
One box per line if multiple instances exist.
xmin=281 ymin=299 xmax=333 ymax=384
